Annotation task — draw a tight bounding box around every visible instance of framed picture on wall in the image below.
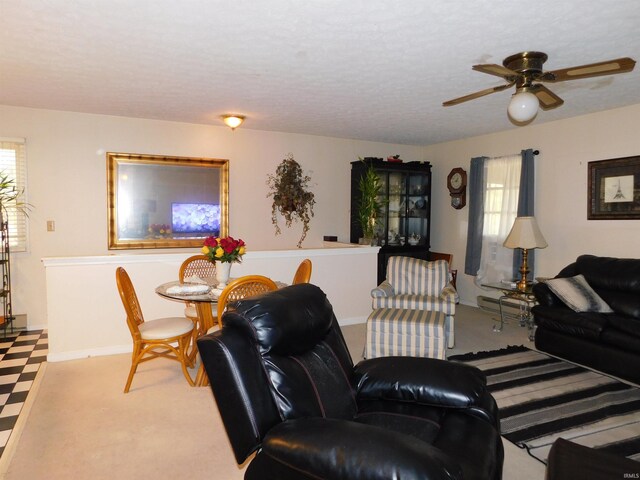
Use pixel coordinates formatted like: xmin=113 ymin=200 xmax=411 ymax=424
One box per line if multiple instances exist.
xmin=588 ymin=155 xmax=640 ymax=220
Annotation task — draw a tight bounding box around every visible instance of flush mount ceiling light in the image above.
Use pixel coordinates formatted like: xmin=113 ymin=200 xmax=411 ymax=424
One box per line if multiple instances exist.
xmin=221 ymin=115 xmax=245 ymax=130
xmin=443 ymin=52 xmax=635 ymax=125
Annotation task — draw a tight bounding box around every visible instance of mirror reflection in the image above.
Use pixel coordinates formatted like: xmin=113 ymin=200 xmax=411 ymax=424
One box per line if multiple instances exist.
xmin=107 ymin=153 xmax=229 ymax=249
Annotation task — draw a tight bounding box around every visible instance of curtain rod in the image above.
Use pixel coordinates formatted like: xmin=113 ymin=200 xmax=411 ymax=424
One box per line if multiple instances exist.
xmin=533 ymin=150 xmax=540 ymax=155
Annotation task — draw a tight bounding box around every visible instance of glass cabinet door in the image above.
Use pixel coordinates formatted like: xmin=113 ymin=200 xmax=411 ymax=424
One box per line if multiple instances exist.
xmin=386 ymin=172 xmax=406 ymax=246
xmin=405 ymin=173 xmax=429 ymax=247
xmin=375 ymin=171 xmax=429 ymax=247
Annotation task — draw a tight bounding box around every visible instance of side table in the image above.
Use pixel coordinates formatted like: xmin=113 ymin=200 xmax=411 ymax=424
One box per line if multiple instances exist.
xmin=481 ymin=282 xmax=537 ymax=340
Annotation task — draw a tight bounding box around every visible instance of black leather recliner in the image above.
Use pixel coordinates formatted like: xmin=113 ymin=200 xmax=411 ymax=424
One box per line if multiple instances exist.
xmin=197 ymin=284 xmax=504 ymax=480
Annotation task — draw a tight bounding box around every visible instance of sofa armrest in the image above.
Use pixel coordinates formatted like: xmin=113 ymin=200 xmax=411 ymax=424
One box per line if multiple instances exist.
xmin=371 ymin=280 xmax=394 ymax=298
xmin=252 ymin=417 xmax=463 ymax=480
xmin=354 ymin=357 xmax=498 ymax=426
xmin=532 ymin=282 xmax=564 ymax=307
xmin=354 ymin=356 xmax=488 ymax=408
xmin=440 ymin=282 xmax=459 ymax=305
xmin=373 ymin=293 xmax=456 ymax=313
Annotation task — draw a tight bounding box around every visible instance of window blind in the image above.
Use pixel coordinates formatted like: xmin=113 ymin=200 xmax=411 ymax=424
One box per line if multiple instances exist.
xmin=0 ymin=138 xmax=28 ymax=252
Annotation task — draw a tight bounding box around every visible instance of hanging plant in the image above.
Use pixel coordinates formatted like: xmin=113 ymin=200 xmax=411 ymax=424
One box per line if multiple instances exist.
xmin=266 ymin=153 xmax=315 ymax=248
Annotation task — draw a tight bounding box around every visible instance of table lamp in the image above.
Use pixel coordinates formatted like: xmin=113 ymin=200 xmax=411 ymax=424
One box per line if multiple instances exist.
xmin=503 ymin=216 xmax=548 ymax=292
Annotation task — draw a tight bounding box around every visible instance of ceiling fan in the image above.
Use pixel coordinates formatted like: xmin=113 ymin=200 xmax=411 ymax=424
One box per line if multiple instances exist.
xmin=443 ymin=52 xmax=636 ymax=123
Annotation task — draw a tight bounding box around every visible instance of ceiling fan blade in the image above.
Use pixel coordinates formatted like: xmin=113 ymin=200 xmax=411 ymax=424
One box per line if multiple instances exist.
xmin=529 ymin=84 xmax=564 ymax=110
xmin=543 ymin=57 xmax=636 ymax=82
xmin=443 ymin=82 xmax=514 ymax=107
xmin=472 ymin=63 xmax=519 ymax=80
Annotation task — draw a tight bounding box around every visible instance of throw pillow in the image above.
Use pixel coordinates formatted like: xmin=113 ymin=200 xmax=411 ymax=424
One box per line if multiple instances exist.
xmin=545 ymin=274 xmax=613 ymax=313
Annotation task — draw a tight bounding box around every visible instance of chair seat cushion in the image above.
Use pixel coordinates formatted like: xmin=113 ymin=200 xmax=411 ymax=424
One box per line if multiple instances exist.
xmin=355 ymin=400 xmax=443 ymax=444
xmin=184 ymin=304 xmax=217 ymax=319
xmin=373 ymin=294 xmax=455 ymax=313
xmin=140 ymin=317 xmax=193 ymax=340
xmin=184 ymin=305 xmax=198 ymax=318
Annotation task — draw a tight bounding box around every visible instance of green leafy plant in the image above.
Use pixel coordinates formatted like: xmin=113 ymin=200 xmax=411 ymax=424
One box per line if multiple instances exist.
xmin=357 ymin=160 xmax=383 ymax=242
xmin=267 ymin=154 xmax=315 ymax=248
xmin=0 ymin=171 xmax=30 ymax=217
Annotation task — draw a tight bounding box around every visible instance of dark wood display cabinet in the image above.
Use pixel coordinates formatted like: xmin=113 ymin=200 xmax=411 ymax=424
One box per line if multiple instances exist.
xmin=350 ymin=158 xmax=432 ymax=284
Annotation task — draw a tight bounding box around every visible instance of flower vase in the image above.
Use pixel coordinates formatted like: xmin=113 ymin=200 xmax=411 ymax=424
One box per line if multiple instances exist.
xmin=216 ymin=262 xmax=232 ymax=289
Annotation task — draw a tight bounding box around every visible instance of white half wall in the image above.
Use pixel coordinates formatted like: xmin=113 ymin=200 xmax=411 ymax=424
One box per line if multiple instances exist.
xmin=43 ymin=244 xmax=378 ymax=361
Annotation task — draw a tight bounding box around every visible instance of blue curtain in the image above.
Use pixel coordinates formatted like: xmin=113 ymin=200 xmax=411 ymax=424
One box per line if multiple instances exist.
xmin=512 ymin=148 xmax=536 ymax=279
xmin=465 ymin=150 xmax=537 ymax=279
xmin=464 ymin=156 xmax=487 ymax=275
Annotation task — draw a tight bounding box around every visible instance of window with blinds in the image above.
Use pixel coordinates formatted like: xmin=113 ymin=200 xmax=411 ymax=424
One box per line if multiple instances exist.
xmin=0 ymin=138 xmax=29 ymax=252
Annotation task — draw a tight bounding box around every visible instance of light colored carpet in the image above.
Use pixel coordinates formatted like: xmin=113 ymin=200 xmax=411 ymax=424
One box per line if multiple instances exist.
xmin=3 ymin=304 xmax=545 ymax=479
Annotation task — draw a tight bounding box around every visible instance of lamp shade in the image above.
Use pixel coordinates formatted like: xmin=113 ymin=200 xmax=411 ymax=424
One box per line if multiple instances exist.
xmin=507 ymin=91 xmax=539 ymax=122
xmin=221 ymin=115 xmax=245 ymax=130
xmin=503 ymin=216 xmax=548 ymax=249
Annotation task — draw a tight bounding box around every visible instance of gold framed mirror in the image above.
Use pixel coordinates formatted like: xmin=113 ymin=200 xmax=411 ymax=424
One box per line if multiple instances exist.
xmin=107 ymin=152 xmax=229 ymax=250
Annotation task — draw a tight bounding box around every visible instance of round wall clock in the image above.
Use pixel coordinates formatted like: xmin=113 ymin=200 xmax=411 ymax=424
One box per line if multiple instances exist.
xmin=447 ymin=168 xmax=467 ymax=209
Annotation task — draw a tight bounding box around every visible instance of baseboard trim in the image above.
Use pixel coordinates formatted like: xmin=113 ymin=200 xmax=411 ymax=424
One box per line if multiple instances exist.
xmin=338 ymin=316 xmax=367 ymax=326
xmin=47 ymin=316 xmax=368 ymax=361
xmin=47 ymin=344 xmax=132 ymax=363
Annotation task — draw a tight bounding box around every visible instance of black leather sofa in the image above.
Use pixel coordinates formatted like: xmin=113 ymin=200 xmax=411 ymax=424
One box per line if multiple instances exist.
xmin=198 ymin=283 xmax=504 ymax=480
xmin=532 ymin=255 xmax=640 ymax=384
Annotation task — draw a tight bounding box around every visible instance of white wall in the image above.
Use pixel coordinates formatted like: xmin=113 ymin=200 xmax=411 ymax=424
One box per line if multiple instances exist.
xmin=2 ymin=102 xmax=639 ymax=329
xmin=0 ymin=105 xmax=423 ymax=328
xmin=424 ymin=103 xmax=640 ymax=305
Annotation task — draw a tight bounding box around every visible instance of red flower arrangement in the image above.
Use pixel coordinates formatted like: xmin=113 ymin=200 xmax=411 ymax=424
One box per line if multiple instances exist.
xmin=201 ymin=236 xmax=246 ymax=263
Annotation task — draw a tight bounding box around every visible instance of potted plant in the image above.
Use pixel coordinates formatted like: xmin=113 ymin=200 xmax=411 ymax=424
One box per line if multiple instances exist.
xmin=0 ymin=171 xmax=29 ymax=216
xmin=267 ymin=154 xmax=315 ymax=248
xmin=357 ymin=160 xmax=383 ymax=245
xmin=0 ymin=172 xmax=31 ymax=222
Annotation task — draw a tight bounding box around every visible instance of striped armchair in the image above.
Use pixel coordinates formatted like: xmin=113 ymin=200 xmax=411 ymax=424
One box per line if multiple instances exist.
xmin=371 ymin=256 xmax=458 ymax=347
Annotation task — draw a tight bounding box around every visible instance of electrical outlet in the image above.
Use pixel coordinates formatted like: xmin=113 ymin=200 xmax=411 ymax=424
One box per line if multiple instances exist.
xmin=47 ymin=220 xmax=55 ymax=232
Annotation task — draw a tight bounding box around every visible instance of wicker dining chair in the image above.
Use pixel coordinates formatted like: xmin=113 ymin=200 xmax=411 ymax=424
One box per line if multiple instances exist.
xmin=194 ymin=275 xmax=279 ymax=386
xmin=179 ymin=254 xmax=217 ymax=328
xmin=115 ymin=267 xmax=195 ymax=393
xmin=179 ymin=254 xmax=217 ymax=284
xmin=292 ymin=258 xmax=312 ymax=284
xmin=215 ymin=275 xmax=279 ymax=323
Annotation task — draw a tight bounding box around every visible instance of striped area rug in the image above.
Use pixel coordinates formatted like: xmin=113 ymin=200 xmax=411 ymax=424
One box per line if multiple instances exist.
xmin=450 ymin=345 xmax=640 ymax=465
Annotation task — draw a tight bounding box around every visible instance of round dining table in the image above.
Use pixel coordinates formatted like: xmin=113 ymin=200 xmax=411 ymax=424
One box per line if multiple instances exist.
xmin=155 ymin=281 xmax=221 ymax=386
xmin=156 ymin=278 xmax=289 ymax=386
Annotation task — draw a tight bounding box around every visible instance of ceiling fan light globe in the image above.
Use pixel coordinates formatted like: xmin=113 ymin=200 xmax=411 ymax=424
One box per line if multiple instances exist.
xmin=508 ymin=92 xmax=539 ymax=122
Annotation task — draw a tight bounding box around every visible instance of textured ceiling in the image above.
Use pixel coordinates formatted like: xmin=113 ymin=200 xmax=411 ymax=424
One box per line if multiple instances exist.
xmin=1 ymin=0 xmax=639 ymax=145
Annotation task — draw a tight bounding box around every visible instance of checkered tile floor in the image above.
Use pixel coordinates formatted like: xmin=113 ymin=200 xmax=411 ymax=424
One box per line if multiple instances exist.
xmin=0 ymin=329 xmax=48 ymax=459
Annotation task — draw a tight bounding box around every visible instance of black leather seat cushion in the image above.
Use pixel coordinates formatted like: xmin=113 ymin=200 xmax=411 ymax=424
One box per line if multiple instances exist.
xmin=533 ymin=305 xmax=609 ymax=340
xmin=601 ymin=328 xmax=640 ymax=353
xmin=606 ymin=314 xmax=640 ymax=338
